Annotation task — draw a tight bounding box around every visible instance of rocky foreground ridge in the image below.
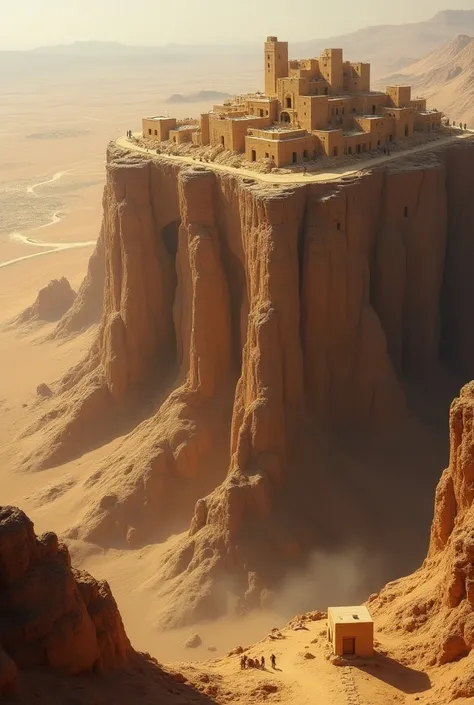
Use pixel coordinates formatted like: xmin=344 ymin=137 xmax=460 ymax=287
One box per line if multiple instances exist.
xmin=0 ymin=506 xmax=130 ymax=695
xmin=23 ymin=138 xmax=474 ymax=627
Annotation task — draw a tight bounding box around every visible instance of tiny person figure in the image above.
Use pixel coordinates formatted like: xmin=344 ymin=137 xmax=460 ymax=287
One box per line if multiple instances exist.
xmin=240 ymin=654 xmax=247 ymax=670
xmin=271 ymin=653 xmax=276 ymax=669
xmin=261 ymin=656 xmax=265 ymax=669
xmin=303 ymin=165 xmax=307 ymax=175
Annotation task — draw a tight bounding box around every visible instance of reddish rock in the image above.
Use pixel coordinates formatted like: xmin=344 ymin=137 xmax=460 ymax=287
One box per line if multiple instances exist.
xmin=0 ymin=506 xmax=131 ymax=687
xmin=0 ymin=649 xmax=18 ymax=696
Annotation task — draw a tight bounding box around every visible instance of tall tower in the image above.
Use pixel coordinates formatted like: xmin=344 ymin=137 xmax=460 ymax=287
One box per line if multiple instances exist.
xmin=265 ymin=37 xmax=288 ymax=97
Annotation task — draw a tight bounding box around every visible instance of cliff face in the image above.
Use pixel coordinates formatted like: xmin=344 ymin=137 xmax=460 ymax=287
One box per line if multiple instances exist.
xmin=25 ymin=140 xmax=474 ymax=625
xmin=0 ymin=506 xmax=130 ymax=696
xmin=369 ymin=382 xmax=474 ymax=701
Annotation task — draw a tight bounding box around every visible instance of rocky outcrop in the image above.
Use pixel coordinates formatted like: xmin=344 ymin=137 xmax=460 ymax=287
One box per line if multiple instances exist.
xmin=370 ymin=382 xmax=474 ymax=699
xmin=0 ymin=506 xmax=130 ymax=695
xmin=24 ymin=139 xmax=474 ymax=625
xmin=17 ymin=277 xmax=76 ymax=324
xmin=52 ymin=229 xmax=105 ymax=337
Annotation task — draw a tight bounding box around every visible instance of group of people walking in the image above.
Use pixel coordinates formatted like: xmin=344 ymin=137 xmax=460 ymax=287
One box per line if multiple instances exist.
xmin=240 ymin=653 xmax=277 ymax=670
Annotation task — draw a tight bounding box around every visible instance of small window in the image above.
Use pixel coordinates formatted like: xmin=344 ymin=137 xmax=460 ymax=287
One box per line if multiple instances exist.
xmin=377 ymin=139 xmax=380 ymax=146
xmin=221 ymin=135 xmax=225 ymax=147
xmin=265 ymin=152 xmax=269 ymax=158
xmin=303 ymin=149 xmax=308 ymax=159
xmin=352 ymin=107 xmax=356 ymax=113
xmin=336 ymin=222 xmax=341 ymax=230
xmin=286 ymin=96 xmax=292 ymax=109
xmin=348 ymin=146 xmax=352 ymax=154
xmin=260 ymin=109 xmax=264 ymax=117
xmin=404 ymin=206 xmax=408 ymax=217
xmin=292 ymin=152 xmax=297 ymax=163
xmin=333 ymin=146 xmax=338 ymax=157
xmin=148 ymin=129 xmax=152 ymax=135
xmin=268 ymin=63 xmax=270 ymax=70
xmin=251 ymin=149 xmax=257 ymax=162
xmin=154 ymin=130 xmax=157 ymax=136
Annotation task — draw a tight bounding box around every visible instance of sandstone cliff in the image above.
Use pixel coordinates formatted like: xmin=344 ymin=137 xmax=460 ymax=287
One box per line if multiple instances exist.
xmin=369 ymin=381 xmax=474 ymax=701
xmin=23 ymin=139 xmax=474 ymax=626
xmin=52 ymin=230 xmax=105 ymax=337
xmin=0 ymin=506 xmax=130 ymax=696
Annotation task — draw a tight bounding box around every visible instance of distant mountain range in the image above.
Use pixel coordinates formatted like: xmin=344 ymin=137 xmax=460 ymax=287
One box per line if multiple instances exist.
xmin=380 ymin=34 xmax=474 ymax=126
xmin=11 ymin=10 xmax=474 ymax=77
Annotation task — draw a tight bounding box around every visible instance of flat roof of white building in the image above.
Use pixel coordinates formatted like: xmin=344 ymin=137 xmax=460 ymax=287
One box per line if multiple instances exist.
xmin=328 ymin=606 xmax=373 ymax=624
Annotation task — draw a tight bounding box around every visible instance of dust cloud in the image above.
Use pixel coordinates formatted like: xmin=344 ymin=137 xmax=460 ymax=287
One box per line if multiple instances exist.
xmin=274 ymin=548 xmax=384 ymax=617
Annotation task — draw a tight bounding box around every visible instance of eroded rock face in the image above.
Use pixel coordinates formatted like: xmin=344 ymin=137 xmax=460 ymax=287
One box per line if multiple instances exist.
xmin=17 ymin=277 xmax=76 ymax=324
xmin=370 ymin=382 xmax=474 ymax=698
xmin=24 ymin=140 xmax=474 ymax=626
xmin=52 ymin=229 xmax=105 ymax=337
xmin=0 ymin=506 xmax=130 ymax=694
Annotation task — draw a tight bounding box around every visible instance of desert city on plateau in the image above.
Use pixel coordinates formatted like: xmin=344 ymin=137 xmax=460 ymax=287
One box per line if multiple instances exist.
xmin=3 ymin=3 xmax=474 ymax=704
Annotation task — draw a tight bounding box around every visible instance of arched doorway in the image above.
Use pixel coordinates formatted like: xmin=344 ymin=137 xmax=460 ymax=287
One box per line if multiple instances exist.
xmin=280 ymin=112 xmax=291 ymax=123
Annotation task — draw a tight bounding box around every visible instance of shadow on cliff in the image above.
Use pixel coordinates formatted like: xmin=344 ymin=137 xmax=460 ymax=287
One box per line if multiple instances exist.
xmin=18 ymin=653 xmax=222 ymax=705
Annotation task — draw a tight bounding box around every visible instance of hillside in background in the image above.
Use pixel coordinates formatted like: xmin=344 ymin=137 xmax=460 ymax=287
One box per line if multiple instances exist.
xmin=19 ymin=10 xmax=474 ymax=78
xmin=307 ymin=10 xmax=474 ymax=76
xmin=380 ymin=34 xmax=474 ymax=126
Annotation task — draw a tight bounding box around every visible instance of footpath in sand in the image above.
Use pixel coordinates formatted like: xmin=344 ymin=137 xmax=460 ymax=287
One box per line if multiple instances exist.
xmin=171 ymin=614 xmax=433 ymax=705
xmin=116 ymin=129 xmax=474 ymax=185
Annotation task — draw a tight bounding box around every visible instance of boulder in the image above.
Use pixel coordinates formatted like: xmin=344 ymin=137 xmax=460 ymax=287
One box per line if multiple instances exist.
xmin=37 ymin=383 xmax=53 ymax=398
xmin=185 ymin=634 xmax=202 ymax=649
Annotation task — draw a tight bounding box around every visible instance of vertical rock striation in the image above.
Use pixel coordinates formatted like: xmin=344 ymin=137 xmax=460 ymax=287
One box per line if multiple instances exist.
xmin=25 ymin=139 xmax=474 ymax=625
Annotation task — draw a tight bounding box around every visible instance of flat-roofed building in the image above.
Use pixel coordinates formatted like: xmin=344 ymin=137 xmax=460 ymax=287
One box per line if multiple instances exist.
xmin=328 ymin=606 xmax=374 ymax=658
xmin=142 ymin=37 xmax=442 ymax=166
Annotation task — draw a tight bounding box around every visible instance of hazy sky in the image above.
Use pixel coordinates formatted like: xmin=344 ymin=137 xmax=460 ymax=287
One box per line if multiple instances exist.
xmin=3 ymin=0 xmax=474 ymax=49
